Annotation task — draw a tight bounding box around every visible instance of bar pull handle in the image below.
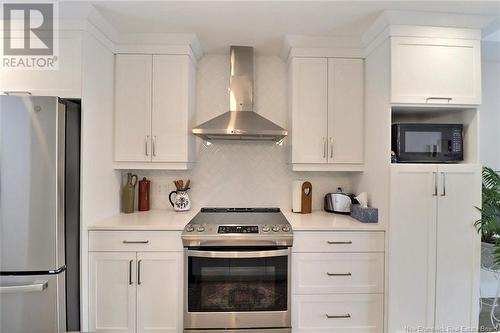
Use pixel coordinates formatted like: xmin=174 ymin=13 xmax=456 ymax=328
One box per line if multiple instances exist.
xmin=145 ymin=136 xmax=150 ymax=156
xmin=327 ymin=241 xmax=352 ymax=245
xmin=426 ymin=97 xmax=452 ymax=103
xmin=123 ymin=240 xmax=149 ymax=244
xmin=0 ymin=281 xmax=48 ymax=293
xmin=323 ymin=137 xmax=327 ymax=159
xmin=330 ymin=137 xmax=334 ymax=159
xmin=4 ymin=91 xmax=32 ymax=95
xmin=152 ymin=136 xmax=157 ymax=157
xmin=327 ymin=272 xmax=352 ymax=277
xmin=129 ymin=260 xmax=133 ymax=285
xmin=441 ymin=173 xmax=446 ymax=196
xmin=326 ymin=314 xmax=351 ymax=319
xmin=433 ymin=172 xmax=438 ymax=196
xmin=137 ymin=260 xmax=142 ymax=285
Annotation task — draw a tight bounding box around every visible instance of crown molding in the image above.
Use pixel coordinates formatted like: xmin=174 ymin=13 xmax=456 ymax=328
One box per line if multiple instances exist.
xmin=281 ymin=34 xmax=364 ymax=61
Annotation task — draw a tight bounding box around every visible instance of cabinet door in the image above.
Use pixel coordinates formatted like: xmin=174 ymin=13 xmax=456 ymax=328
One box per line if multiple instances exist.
xmin=89 ymin=252 xmax=136 ymax=333
xmin=136 ymin=252 xmax=183 ymax=333
xmin=290 ymin=58 xmax=328 ymax=164
xmin=327 ymin=58 xmax=364 ymax=164
xmin=391 ymin=37 xmax=481 ymax=105
xmin=152 ymin=55 xmax=194 ymax=163
xmin=388 ymin=165 xmax=438 ymax=332
xmin=435 ymin=165 xmax=481 ymax=328
xmin=114 ymin=54 xmax=152 ymax=162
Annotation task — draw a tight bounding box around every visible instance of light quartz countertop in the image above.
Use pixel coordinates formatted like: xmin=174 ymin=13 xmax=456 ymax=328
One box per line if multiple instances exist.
xmin=89 ymin=209 xmax=385 ymax=232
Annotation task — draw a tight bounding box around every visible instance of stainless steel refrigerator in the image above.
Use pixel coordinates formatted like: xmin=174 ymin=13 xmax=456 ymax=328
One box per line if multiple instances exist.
xmin=0 ymin=96 xmax=80 ymax=333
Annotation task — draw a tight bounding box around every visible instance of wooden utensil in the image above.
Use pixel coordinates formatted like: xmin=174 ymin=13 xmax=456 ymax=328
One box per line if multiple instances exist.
xmin=179 ymin=180 xmax=184 ymax=190
xmin=184 ymin=179 xmax=190 ymax=190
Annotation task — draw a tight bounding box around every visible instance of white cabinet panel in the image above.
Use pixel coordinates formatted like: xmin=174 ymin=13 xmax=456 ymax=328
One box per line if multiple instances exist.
xmin=292 ymin=232 xmax=385 ymax=253
xmin=434 ymin=165 xmax=481 ymax=328
xmin=137 ymin=252 xmax=183 ymax=333
xmin=292 ymin=294 xmax=384 ymax=333
xmin=388 ymin=165 xmax=438 ymax=331
xmin=152 ymin=55 xmax=194 ymax=163
xmin=89 ymin=252 xmax=136 ymax=333
xmin=0 ymin=33 xmax=82 ymax=98
xmin=89 ymin=231 xmax=183 ymax=252
xmin=327 ymin=58 xmax=364 ymax=164
xmin=292 ymin=253 xmax=384 ymax=294
xmin=290 ymin=57 xmax=328 ymax=164
xmin=391 ymin=37 xmax=481 ymax=105
xmin=389 ymin=164 xmax=481 ymax=331
xmin=114 ymin=55 xmax=152 ymax=162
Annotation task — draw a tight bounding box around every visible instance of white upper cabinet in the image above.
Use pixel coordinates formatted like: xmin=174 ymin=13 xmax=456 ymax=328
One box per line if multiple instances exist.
xmin=289 ymin=57 xmax=364 ymax=171
xmin=391 ymin=37 xmax=481 ymax=105
xmin=114 ymin=54 xmax=153 ymax=163
xmin=327 ymin=58 xmax=364 ymax=164
xmin=114 ymin=54 xmax=196 ymax=169
xmin=0 ymin=32 xmax=82 ymax=98
xmin=151 ymin=55 xmax=196 ymax=163
xmin=290 ymin=57 xmax=328 ymax=165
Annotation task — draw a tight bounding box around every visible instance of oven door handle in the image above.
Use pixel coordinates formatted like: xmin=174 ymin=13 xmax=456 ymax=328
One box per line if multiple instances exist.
xmin=186 ymin=249 xmax=290 ymax=259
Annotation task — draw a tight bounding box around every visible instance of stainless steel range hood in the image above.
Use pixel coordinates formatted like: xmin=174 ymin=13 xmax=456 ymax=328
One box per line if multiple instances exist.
xmin=192 ymin=46 xmax=288 ymax=142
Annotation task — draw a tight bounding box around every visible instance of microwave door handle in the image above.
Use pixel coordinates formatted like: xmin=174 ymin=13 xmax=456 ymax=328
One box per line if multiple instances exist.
xmin=187 ymin=249 xmax=290 ymax=259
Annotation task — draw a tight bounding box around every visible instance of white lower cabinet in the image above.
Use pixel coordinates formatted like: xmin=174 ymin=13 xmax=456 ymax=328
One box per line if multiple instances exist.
xmin=89 ymin=252 xmax=137 ymax=333
xmin=136 ymin=252 xmax=183 ymax=333
xmin=293 ymin=294 xmax=384 ymax=333
xmin=388 ymin=164 xmax=481 ymax=332
xmin=89 ymin=231 xmax=183 ymax=333
xmin=292 ymin=231 xmax=385 ymax=333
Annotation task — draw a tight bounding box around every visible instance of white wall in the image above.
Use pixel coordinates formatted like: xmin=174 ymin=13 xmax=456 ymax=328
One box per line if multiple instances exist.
xmin=80 ymin=31 xmax=121 ymax=330
xmin=479 ymin=59 xmax=500 ymax=171
xmin=124 ymin=54 xmax=356 ymax=211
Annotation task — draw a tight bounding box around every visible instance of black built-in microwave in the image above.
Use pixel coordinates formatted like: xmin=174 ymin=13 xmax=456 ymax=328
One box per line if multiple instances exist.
xmin=392 ymin=123 xmax=463 ymax=163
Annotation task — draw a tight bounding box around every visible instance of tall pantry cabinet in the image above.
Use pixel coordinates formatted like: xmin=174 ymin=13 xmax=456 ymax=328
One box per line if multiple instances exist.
xmin=389 ymin=164 xmax=481 ymax=331
xmin=360 ymin=25 xmax=482 ymax=332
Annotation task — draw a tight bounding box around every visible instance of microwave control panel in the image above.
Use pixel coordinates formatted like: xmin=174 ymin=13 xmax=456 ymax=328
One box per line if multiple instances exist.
xmin=451 ymin=130 xmax=462 ymax=152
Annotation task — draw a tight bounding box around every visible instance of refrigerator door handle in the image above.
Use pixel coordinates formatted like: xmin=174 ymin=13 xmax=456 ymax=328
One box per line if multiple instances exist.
xmin=0 ymin=281 xmax=48 ymax=294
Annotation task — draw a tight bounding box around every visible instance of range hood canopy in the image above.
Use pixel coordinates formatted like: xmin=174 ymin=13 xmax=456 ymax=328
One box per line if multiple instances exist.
xmin=192 ymin=46 xmax=288 ymax=142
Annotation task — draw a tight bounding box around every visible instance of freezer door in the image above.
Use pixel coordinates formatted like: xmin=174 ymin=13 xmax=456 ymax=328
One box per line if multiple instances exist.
xmin=0 ymin=273 xmax=66 ymax=333
xmin=0 ymin=96 xmax=65 ymax=272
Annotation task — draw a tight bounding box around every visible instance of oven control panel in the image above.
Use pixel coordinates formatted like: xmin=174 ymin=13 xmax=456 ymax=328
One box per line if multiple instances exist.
xmin=218 ymin=225 xmax=259 ymax=234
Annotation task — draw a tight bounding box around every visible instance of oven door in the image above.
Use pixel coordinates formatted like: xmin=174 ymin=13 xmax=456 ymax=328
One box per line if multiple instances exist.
xmin=184 ymin=247 xmax=291 ymax=330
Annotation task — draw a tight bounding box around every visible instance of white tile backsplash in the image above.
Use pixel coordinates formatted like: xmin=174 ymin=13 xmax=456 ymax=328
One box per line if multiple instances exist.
xmin=123 ymin=54 xmax=355 ymax=211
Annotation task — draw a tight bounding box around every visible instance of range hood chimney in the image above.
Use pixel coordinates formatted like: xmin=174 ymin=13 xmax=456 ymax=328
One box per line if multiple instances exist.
xmin=192 ymin=46 xmax=288 ymax=142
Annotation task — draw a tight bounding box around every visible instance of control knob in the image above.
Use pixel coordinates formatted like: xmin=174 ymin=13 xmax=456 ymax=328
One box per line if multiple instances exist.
xmin=185 ymin=225 xmax=194 ymax=232
xmin=197 ymin=226 xmax=205 ymax=232
xmin=282 ymin=226 xmax=291 ymax=232
xmin=262 ymin=226 xmax=270 ymax=232
xmin=272 ymin=225 xmax=280 ymax=232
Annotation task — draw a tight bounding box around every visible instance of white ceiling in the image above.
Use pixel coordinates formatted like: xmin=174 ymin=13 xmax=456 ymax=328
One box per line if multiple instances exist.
xmin=77 ymin=1 xmax=500 ymax=55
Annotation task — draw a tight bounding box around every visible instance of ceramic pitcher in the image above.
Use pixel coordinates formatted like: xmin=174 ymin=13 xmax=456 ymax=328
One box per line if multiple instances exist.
xmin=122 ymin=173 xmax=138 ymax=213
xmin=169 ymin=189 xmax=191 ymax=211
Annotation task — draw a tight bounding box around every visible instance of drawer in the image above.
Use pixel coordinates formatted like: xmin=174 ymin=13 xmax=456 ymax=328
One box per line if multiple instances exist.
xmin=292 ymin=294 xmax=384 ymax=333
xmin=292 ymin=231 xmax=384 ymax=253
xmin=292 ymin=253 xmax=384 ymax=294
xmin=89 ymin=230 xmax=183 ymax=252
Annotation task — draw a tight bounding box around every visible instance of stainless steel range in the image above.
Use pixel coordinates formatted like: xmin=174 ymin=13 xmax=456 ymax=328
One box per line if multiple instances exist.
xmin=182 ymin=208 xmax=293 ymax=333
